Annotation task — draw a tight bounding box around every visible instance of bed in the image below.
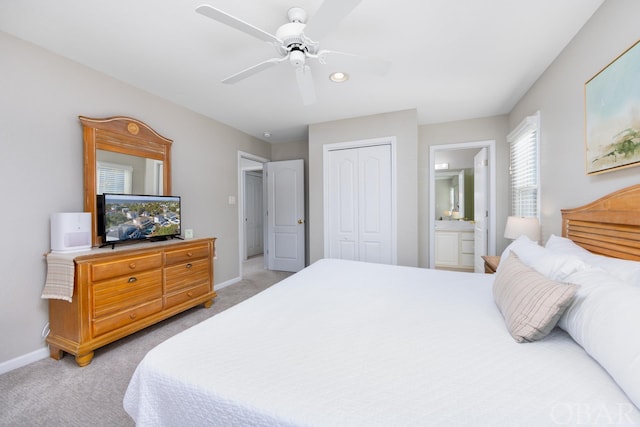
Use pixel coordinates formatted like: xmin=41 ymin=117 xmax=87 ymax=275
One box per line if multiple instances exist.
xmin=124 ymin=185 xmax=640 ymax=426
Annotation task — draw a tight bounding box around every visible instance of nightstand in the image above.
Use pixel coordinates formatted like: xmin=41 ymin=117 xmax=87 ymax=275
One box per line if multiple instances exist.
xmin=481 ymin=255 xmax=501 ymax=274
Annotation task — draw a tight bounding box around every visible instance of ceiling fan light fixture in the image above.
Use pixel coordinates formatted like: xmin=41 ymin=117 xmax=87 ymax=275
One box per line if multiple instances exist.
xmin=289 ymin=49 xmax=306 ymax=67
xmin=329 ymin=71 xmax=349 ymax=83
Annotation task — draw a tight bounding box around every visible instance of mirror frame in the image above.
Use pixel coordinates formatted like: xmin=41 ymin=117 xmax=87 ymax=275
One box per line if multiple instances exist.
xmin=81 ymin=116 xmax=172 ymax=246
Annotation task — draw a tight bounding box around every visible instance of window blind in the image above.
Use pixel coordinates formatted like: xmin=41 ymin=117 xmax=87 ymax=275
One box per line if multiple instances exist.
xmin=508 ymin=112 xmax=540 ymax=218
xmin=97 ymin=161 xmax=133 ymax=194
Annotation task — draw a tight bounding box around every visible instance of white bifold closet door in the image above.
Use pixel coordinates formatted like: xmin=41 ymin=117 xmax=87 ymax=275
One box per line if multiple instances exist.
xmin=327 ymin=144 xmax=392 ymax=264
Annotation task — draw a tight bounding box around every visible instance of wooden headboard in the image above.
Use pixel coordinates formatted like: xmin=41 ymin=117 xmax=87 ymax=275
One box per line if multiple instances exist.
xmin=561 ymin=184 xmax=640 ymax=261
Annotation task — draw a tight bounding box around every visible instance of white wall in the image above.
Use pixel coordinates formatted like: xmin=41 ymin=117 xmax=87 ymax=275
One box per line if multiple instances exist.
xmin=308 ymin=109 xmax=419 ymax=267
xmin=0 ymin=31 xmax=270 ymax=366
xmin=509 ymin=0 xmax=640 ymax=242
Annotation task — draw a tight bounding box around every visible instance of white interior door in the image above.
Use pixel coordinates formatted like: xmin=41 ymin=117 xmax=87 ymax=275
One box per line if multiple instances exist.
xmin=473 ymin=147 xmax=488 ymax=272
xmin=327 ymin=144 xmax=392 ymax=264
xmin=328 ymin=148 xmax=357 ymax=260
xmin=244 ymin=171 xmax=263 ymax=258
xmin=266 ymin=159 xmax=305 ymax=272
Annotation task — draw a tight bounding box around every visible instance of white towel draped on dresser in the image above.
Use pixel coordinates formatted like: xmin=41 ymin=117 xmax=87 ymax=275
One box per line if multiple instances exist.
xmin=41 ymin=253 xmax=76 ymax=302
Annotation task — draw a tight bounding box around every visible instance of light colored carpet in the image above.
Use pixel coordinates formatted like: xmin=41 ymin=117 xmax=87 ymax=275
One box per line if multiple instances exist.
xmin=0 ymin=263 xmax=292 ymax=426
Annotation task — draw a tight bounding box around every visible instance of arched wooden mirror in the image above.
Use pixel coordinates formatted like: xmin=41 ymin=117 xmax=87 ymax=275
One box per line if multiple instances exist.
xmin=81 ymin=116 xmax=172 ymax=246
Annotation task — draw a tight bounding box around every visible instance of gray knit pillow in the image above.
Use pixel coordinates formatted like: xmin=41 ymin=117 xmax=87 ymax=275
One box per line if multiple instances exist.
xmin=493 ymin=252 xmax=578 ymax=342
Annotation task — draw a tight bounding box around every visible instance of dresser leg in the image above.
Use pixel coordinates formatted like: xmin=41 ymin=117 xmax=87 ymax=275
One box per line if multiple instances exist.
xmin=75 ymin=351 xmax=94 ymax=367
xmin=49 ymin=345 xmax=64 ymax=361
xmin=203 ymin=300 xmax=213 ymax=309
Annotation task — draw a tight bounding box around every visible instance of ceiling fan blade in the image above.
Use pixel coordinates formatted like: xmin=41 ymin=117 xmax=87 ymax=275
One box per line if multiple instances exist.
xmin=318 ymin=49 xmax=391 ymax=76
xmin=196 ymin=5 xmax=281 ymax=44
xmin=295 ymin=65 xmax=317 ymax=105
xmin=303 ymin=0 xmax=362 ymax=41
xmin=222 ymin=57 xmax=287 ymax=84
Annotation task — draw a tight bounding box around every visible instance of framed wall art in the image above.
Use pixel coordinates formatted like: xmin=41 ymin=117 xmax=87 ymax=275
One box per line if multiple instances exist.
xmin=585 ymin=38 xmax=640 ymax=175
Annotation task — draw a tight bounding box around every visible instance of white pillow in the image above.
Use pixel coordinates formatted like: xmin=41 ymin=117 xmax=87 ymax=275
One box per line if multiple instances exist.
xmin=498 ymin=235 xmax=544 ymax=272
xmin=560 ymin=268 xmax=640 ymax=408
xmin=529 ymin=252 xmax=587 ymax=282
xmin=500 ymin=235 xmax=587 ymax=281
xmin=546 ymin=234 xmax=640 ymax=287
xmin=545 ymin=234 xmax=592 ymax=257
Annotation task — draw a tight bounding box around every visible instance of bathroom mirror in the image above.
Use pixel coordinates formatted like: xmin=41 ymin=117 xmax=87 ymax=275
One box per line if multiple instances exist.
xmin=434 ymin=170 xmax=465 ymax=220
xmin=81 ymin=116 xmax=172 ymax=246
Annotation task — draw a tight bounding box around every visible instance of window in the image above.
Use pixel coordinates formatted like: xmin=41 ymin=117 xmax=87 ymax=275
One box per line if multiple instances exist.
xmin=508 ymin=112 xmax=540 ymax=218
xmin=97 ymin=161 xmax=133 ymax=194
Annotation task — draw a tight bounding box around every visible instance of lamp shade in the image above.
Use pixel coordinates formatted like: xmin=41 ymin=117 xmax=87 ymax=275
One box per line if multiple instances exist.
xmin=504 ymin=216 xmax=540 ymax=241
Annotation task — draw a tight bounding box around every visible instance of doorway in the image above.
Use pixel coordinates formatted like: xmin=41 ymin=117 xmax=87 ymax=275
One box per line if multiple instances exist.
xmin=428 ymin=141 xmax=496 ymax=270
xmin=244 ymin=170 xmax=264 ymax=259
xmin=238 ymin=152 xmax=268 ymax=279
xmin=238 ymin=152 xmax=306 ymax=278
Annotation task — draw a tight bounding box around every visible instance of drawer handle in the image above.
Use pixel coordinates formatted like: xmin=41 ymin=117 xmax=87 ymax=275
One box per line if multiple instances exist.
xmin=129 ymin=263 xmax=136 ymax=269
xmin=187 ymin=252 xmax=193 ymax=257
xmin=128 ymin=277 xmax=137 ymax=283
xmin=187 ymin=291 xmax=193 ymax=297
xmin=186 ymin=263 xmax=192 ymax=269
xmin=129 ymin=313 xmax=137 ymax=320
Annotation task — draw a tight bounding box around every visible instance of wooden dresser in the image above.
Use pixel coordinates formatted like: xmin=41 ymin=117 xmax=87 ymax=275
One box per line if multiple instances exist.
xmin=47 ymin=238 xmax=216 ymax=366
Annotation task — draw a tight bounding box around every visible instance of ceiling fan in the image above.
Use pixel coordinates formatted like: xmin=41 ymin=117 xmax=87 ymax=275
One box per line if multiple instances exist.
xmin=196 ymin=0 xmax=390 ymax=105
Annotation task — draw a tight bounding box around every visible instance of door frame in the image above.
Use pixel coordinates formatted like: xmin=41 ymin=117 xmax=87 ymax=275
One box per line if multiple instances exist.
xmin=428 ymin=140 xmax=496 ymax=268
xmin=322 ymin=136 xmax=398 ymax=264
xmin=237 ymin=151 xmax=269 ymax=279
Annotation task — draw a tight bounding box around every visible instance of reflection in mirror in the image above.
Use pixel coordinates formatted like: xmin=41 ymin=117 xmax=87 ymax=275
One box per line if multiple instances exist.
xmin=96 ymin=150 xmax=164 ymax=195
xmin=435 ymin=169 xmax=473 ymax=220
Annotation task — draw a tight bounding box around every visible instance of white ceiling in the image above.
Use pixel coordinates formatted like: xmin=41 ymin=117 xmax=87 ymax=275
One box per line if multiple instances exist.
xmin=0 ymin=0 xmax=604 ymax=143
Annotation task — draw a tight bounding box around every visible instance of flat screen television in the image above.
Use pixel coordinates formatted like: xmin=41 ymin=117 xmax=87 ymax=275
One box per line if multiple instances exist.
xmin=97 ymin=193 xmax=182 ymax=248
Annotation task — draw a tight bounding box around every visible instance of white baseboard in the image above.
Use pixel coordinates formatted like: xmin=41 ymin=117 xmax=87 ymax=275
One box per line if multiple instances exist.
xmin=215 ymin=276 xmax=241 ymax=290
xmin=0 ymin=347 xmax=49 ymax=375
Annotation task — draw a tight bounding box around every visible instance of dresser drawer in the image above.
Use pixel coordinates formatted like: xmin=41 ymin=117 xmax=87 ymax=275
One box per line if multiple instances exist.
xmin=164 ymin=282 xmax=211 ymax=309
xmin=164 ymin=244 xmax=210 ymax=266
xmin=91 ymin=253 xmax=162 ymax=281
xmin=92 ymin=269 xmax=163 ymax=319
xmin=164 ymin=258 xmax=210 ymax=294
xmin=92 ymin=299 xmax=163 ymax=337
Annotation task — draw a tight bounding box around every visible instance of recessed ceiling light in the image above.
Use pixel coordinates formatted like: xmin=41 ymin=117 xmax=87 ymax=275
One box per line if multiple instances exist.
xmin=263 ymin=131 xmax=271 ymax=138
xmin=329 ymin=72 xmax=349 ymax=83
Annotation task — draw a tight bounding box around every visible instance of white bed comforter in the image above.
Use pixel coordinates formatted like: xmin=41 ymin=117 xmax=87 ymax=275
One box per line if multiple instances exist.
xmin=124 ymin=259 xmax=640 ymax=426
